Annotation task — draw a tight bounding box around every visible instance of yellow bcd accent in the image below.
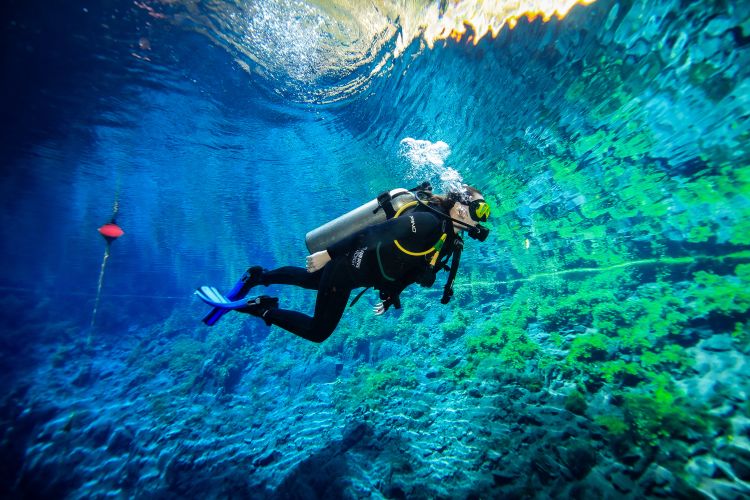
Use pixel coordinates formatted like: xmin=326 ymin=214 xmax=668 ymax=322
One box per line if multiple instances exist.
xmin=394 ymin=239 xmax=437 ymax=256
xmin=429 ymin=234 xmax=448 ymax=267
xmin=392 ymin=201 xmax=445 ymax=257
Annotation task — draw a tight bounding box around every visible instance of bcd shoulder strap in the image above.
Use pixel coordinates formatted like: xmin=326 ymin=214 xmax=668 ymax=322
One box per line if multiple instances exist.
xmin=375 ymin=183 xmax=431 ymax=220
xmin=375 ymin=191 xmax=397 ymax=219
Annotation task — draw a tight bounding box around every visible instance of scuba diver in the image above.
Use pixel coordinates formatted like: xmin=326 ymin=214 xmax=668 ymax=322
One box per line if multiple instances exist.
xmin=195 ymin=182 xmax=491 ymax=343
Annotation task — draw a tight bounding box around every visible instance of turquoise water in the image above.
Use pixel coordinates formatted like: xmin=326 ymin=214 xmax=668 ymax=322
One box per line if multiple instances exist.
xmin=1 ymin=0 xmax=749 ymax=497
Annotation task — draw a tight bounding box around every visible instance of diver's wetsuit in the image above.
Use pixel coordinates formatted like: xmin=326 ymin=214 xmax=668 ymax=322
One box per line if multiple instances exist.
xmin=258 ymin=208 xmax=457 ymax=342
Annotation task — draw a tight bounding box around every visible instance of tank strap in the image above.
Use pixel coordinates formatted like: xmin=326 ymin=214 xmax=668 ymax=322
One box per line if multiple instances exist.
xmin=376 ymin=191 xmax=397 ymax=219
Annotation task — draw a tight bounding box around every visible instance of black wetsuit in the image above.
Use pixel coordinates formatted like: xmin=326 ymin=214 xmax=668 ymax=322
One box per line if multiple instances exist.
xmin=259 ymin=207 xmax=457 ymax=342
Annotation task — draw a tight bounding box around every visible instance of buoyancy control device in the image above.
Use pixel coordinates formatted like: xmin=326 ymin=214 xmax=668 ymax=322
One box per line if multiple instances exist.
xmin=305 ymin=181 xmax=487 ymax=306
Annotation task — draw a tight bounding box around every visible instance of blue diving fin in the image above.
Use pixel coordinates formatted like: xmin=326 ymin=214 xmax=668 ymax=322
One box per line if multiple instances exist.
xmin=196 ymin=286 xmax=250 ymax=312
xmin=201 ymin=279 xmax=245 ymax=325
xmin=200 ymin=267 xmax=261 ymax=326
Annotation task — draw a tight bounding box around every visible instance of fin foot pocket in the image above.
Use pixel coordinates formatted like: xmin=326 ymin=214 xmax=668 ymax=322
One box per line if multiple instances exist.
xmin=238 ymin=266 xmax=265 ymax=297
xmin=237 ymin=295 xmax=279 ymax=326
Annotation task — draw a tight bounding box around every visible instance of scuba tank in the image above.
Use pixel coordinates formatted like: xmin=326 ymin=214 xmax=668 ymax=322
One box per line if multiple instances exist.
xmin=305 ymin=187 xmax=420 ymax=253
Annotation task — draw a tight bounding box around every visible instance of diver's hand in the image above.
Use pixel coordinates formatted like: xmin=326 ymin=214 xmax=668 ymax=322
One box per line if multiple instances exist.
xmin=306 ymin=251 xmax=331 ymax=273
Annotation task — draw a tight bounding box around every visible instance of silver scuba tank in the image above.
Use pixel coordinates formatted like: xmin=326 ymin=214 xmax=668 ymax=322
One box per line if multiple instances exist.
xmin=305 ymin=188 xmax=417 ymax=253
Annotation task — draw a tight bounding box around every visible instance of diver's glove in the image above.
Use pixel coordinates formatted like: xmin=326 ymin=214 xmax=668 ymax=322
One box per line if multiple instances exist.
xmin=415 ymin=268 xmax=436 ymax=287
xmin=373 ymin=293 xmax=401 ymax=316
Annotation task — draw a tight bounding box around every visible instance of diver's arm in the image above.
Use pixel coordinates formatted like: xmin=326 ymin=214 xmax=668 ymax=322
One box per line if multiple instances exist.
xmin=373 ymin=280 xmax=411 ymax=315
xmin=326 ymin=233 xmax=359 ymax=259
xmin=373 ymin=264 xmax=427 ymax=316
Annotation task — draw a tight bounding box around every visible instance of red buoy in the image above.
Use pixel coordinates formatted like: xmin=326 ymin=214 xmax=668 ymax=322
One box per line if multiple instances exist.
xmin=98 ymin=223 xmax=124 ymax=241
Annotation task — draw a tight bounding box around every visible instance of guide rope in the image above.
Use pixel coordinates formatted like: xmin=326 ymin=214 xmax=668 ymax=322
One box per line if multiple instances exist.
xmin=88 ymin=181 xmax=123 ymax=347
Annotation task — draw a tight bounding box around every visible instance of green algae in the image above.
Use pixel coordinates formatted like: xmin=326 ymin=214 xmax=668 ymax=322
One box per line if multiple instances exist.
xmin=338 ymin=359 xmax=420 ymax=411
xmin=443 ymin=232 xmax=748 ymax=458
xmin=564 ymin=389 xmax=588 ymax=415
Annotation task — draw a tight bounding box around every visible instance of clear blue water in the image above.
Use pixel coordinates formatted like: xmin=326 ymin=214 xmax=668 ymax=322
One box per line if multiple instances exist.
xmin=2 ymin=0 xmax=750 ymax=497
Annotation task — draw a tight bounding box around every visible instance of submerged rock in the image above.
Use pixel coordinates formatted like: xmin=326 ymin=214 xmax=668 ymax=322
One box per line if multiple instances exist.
xmin=254 ymin=450 xmax=281 ymax=467
xmin=685 ymin=455 xmax=717 ymax=480
xmin=701 ymin=334 xmax=735 ymax=352
xmin=611 ymin=470 xmax=637 ymax=494
xmin=106 ymin=426 xmax=134 ymax=454
xmin=560 ymin=440 xmax=598 ymax=480
xmin=716 ymin=441 xmax=750 ymax=481
xmin=532 ymin=453 xmax=564 ymax=483
xmin=491 ymin=469 xmax=520 ymax=487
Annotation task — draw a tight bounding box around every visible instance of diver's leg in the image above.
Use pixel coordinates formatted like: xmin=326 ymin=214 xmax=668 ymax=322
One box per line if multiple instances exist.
xmin=260 ymin=266 xmax=322 ymax=290
xmin=262 ymin=286 xmax=350 ymax=343
xmin=261 ymin=261 xmax=352 ymax=342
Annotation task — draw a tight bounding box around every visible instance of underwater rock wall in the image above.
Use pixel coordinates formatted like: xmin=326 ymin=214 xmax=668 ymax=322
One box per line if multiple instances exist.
xmin=2 ymin=275 xmax=749 ymax=499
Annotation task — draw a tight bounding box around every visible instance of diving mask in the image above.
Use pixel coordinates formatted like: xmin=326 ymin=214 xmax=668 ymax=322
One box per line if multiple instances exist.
xmin=468 ymin=199 xmax=490 ymax=222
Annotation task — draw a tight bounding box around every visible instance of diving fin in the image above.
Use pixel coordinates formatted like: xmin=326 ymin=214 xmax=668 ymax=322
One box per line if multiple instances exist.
xmin=201 ymin=267 xmax=263 ymax=326
xmin=195 ymin=286 xmax=252 ymax=311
